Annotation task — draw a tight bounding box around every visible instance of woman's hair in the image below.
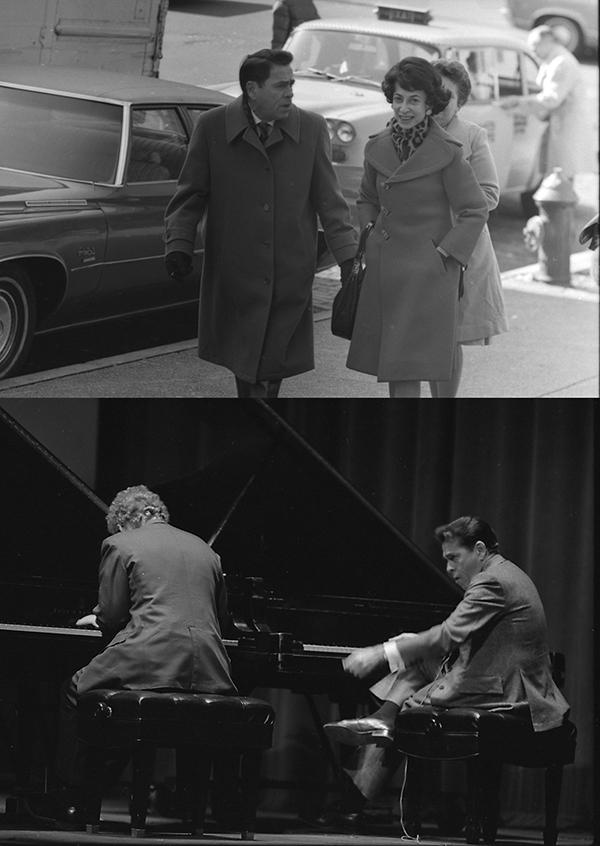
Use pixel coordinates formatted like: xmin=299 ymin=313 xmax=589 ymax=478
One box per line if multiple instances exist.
xmin=106 ymin=485 xmax=170 ymax=534
xmin=381 ymin=57 xmax=451 ymax=114
xmin=239 ymin=48 xmax=293 ymax=95
xmin=434 ymin=516 xmax=499 ymax=552
xmin=431 ymin=59 xmax=472 ymax=108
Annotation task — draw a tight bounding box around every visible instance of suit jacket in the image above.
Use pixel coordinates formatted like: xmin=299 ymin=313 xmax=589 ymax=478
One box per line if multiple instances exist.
xmin=371 ymin=554 xmax=569 ymax=731
xmin=165 ymin=96 xmax=357 ymax=382
xmin=77 ymin=521 xmax=236 ymax=696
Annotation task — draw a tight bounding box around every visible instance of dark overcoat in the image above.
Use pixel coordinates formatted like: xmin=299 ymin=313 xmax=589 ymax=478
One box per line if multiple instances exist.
xmin=165 ymin=97 xmax=357 ymax=383
xmin=77 ymin=522 xmax=236 ymax=696
xmin=346 ymin=121 xmax=488 ymax=382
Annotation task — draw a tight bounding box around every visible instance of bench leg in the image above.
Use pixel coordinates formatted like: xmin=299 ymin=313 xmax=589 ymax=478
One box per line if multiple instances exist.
xmin=403 ymin=757 xmax=422 ymax=837
xmin=82 ymin=745 xmax=105 ymax=833
xmin=543 ymin=764 xmax=563 ymax=846
xmin=239 ymin=749 xmax=263 ymax=841
xmin=176 ymin=746 xmax=211 ymax=835
xmin=465 ymin=757 xmax=502 ymax=845
xmin=130 ymin=743 xmax=155 ymax=837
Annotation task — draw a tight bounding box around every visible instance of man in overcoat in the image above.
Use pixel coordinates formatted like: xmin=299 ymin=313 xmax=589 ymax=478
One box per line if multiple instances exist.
xmin=35 ymin=485 xmax=236 ymax=825
xmin=271 ymin=0 xmax=320 ymax=50
xmin=165 ymin=48 xmax=357 ymax=397
xmin=501 ymin=25 xmax=584 ymax=182
xmin=324 ymin=516 xmax=570 ymax=807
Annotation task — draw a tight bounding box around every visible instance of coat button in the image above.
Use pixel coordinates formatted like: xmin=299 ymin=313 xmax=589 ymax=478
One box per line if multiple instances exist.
xmin=263 ymin=203 xmax=270 ymax=211
xmin=381 ymin=229 xmax=389 ymax=240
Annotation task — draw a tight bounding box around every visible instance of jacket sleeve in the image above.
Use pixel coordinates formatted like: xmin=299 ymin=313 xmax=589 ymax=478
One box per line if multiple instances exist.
xmin=95 ymin=539 xmax=131 ymax=638
xmin=390 ymin=572 xmax=506 ymax=669
xmin=213 ymin=553 xmax=232 ymax=637
xmin=537 ymin=55 xmax=579 ymax=112
xmin=438 ymin=149 xmax=488 ymax=266
xmin=309 ymin=116 xmax=358 ymax=263
xmin=164 ymin=115 xmax=211 ymax=256
xmin=271 ymin=1 xmax=291 ymax=49
xmin=469 ymin=125 xmax=499 ymax=211
xmin=356 ymin=155 xmax=380 ymax=227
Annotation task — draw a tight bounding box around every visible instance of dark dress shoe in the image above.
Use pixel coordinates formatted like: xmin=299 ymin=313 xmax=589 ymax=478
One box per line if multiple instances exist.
xmin=323 ymin=717 xmax=394 ymax=747
xmin=21 ymin=789 xmax=84 ymax=831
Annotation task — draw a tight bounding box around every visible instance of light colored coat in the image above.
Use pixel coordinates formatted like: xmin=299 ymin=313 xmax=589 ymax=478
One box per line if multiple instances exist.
xmin=372 ymin=554 xmax=569 ymax=732
xmin=535 ymin=44 xmax=584 ymax=179
xmin=441 ymin=115 xmax=509 ymax=343
xmin=346 ymin=120 xmax=488 ymax=382
xmin=77 ymin=522 xmax=236 ymax=696
xmin=165 ymin=96 xmax=357 ymax=383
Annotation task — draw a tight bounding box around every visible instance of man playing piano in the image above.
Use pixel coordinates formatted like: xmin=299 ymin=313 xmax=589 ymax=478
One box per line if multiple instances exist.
xmin=323 ymin=516 xmax=570 ymax=814
xmin=26 ymin=484 xmax=236 ymax=826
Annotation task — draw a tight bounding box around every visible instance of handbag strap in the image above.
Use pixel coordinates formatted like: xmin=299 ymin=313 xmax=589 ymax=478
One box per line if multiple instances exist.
xmin=356 ymin=222 xmax=374 ymax=259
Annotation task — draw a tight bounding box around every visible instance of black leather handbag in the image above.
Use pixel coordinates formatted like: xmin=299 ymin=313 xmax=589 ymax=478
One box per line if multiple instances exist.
xmin=331 ymin=222 xmax=374 ymax=340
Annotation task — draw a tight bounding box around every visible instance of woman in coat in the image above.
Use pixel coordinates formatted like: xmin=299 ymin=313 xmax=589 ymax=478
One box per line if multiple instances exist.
xmin=431 ymin=59 xmax=509 ymax=398
xmin=346 ymin=58 xmax=488 ymax=398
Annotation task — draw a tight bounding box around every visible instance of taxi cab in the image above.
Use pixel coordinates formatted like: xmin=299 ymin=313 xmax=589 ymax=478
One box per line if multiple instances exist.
xmin=283 ymin=4 xmax=548 ymax=212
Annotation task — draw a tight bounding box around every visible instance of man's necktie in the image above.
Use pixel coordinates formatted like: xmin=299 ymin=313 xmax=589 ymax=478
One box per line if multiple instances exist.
xmin=257 ymin=121 xmax=271 ymax=144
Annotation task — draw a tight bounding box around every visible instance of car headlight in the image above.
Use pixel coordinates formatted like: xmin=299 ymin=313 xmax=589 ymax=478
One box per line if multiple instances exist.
xmin=325 ymin=119 xmax=356 ymax=145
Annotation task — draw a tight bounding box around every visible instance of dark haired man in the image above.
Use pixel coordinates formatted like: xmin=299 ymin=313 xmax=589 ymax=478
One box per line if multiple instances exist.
xmin=165 ymin=48 xmax=357 ymax=398
xmin=323 ymin=516 xmax=569 ymax=807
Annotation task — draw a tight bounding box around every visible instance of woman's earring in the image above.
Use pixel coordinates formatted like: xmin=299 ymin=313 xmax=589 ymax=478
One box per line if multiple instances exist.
xmin=426 ymin=108 xmax=432 ymax=115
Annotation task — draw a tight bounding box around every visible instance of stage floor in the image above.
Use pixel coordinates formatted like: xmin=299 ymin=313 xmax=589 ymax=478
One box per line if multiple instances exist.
xmin=0 ymin=795 xmax=593 ymax=846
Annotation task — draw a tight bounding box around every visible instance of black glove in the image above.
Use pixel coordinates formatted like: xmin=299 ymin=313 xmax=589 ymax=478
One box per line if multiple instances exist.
xmin=165 ymin=251 xmax=192 ymax=281
xmin=340 ymin=258 xmax=354 ymax=286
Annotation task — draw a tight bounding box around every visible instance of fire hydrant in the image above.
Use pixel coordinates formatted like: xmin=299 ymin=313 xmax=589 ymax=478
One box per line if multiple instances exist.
xmin=522 ymin=167 xmax=578 ymax=285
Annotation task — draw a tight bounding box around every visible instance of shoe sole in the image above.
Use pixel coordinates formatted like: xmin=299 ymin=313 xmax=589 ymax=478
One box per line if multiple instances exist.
xmin=324 ymin=724 xmax=393 ymax=747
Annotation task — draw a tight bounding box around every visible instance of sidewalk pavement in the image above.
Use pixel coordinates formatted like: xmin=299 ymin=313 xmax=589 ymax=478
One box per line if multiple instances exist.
xmin=0 ymin=251 xmax=596 ymax=399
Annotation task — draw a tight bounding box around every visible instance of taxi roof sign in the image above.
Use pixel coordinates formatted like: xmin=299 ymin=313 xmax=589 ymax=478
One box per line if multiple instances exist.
xmin=375 ymin=4 xmax=432 ymax=24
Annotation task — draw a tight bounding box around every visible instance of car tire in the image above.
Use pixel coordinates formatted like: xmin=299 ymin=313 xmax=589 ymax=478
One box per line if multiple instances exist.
xmin=0 ymin=264 xmax=37 ymax=380
xmin=538 ymin=16 xmax=583 ymax=56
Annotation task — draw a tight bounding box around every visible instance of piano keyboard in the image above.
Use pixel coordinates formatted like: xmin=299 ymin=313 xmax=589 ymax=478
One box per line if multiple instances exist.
xmin=0 ymin=624 xmax=354 ymax=658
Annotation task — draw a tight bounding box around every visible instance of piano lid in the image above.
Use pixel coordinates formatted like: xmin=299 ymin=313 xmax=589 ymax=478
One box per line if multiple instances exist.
xmin=0 ymin=406 xmax=108 ymax=588
xmin=157 ymin=402 xmax=461 ymax=607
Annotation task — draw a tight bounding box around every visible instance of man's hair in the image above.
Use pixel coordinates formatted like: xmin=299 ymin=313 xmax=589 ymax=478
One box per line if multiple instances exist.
xmin=239 ymin=48 xmax=293 ymax=95
xmin=381 ymin=57 xmax=451 ymax=115
xmin=106 ymin=485 xmax=169 ymax=535
xmin=434 ymin=516 xmax=499 ymax=552
xmin=431 ymin=59 xmax=472 ymax=109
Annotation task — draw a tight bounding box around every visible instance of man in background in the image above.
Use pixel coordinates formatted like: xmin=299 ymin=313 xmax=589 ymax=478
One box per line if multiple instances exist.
xmin=271 ymin=0 xmax=319 ymax=49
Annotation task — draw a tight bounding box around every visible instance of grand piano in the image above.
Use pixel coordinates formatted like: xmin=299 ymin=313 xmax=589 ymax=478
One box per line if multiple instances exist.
xmin=0 ymin=402 xmax=461 ymax=794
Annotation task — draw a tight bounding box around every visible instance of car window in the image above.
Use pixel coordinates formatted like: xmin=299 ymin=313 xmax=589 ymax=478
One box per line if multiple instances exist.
xmin=522 ymin=52 xmax=541 ymax=94
xmin=444 ymin=47 xmax=495 ymax=102
xmin=494 ymin=48 xmax=523 ymax=97
xmin=126 ymin=107 xmax=188 ymax=183
xmin=288 ymin=29 xmax=439 ymax=83
xmin=0 ymin=86 xmax=122 ymax=182
xmin=187 ymin=107 xmax=218 ymax=128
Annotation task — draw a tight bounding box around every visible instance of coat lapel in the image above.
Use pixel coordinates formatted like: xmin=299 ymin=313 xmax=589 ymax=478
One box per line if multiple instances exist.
xmin=225 ymin=96 xmax=300 ymax=154
xmin=367 ymin=121 xmax=463 ymax=183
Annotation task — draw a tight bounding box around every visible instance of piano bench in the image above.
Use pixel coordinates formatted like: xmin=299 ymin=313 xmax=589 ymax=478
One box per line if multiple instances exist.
xmin=394 ymin=706 xmax=576 ymax=846
xmin=77 ymin=689 xmax=275 ymax=839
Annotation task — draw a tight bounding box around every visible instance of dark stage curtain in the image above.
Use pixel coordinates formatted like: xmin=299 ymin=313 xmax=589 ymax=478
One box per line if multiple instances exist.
xmin=275 ymin=398 xmax=594 ymax=829
xmin=91 ymin=398 xmax=593 ymax=829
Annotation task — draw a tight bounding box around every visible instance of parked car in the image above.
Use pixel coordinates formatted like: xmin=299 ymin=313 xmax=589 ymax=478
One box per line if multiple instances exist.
xmin=501 ymin=0 xmax=598 ymax=56
xmin=218 ymin=5 xmax=548 ymax=221
xmin=0 ymin=65 xmax=233 ymax=380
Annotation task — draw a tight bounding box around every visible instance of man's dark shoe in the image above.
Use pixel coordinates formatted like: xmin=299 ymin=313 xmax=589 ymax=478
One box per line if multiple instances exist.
xmin=21 ymin=789 xmax=84 ymax=831
xmin=312 ymin=806 xmax=364 ymax=831
xmin=323 ymin=717 xmax=394 ymax=747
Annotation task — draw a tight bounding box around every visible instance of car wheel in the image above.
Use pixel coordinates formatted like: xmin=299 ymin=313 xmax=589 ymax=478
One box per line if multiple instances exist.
xmin=538 ymin=16 xmax=583 ymax=55
xmin=0 ymin=264 xmax=37 ymax=379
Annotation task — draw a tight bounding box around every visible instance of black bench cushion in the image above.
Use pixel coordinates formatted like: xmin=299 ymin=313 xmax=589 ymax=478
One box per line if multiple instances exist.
xmin=394 ymin=706 xmax=576 ymax=767
xmin=78 ymin=689 xmax=275 ymax=749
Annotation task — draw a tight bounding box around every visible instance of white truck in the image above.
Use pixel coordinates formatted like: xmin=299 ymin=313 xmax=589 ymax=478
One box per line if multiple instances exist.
xmin=0 ymin=0 xmax=169 ymax=77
